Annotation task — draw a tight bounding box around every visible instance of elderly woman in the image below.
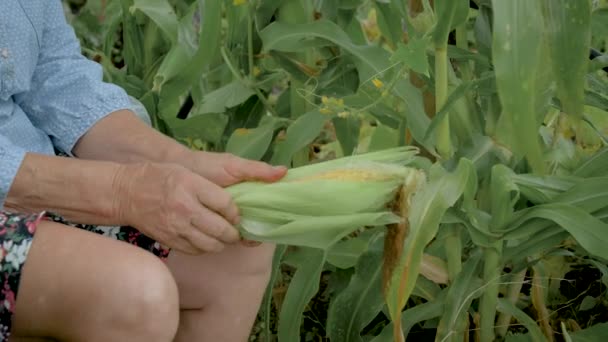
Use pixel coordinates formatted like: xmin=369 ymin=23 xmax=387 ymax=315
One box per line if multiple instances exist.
xmin=0 ymin=1 xmax=287 ymax=341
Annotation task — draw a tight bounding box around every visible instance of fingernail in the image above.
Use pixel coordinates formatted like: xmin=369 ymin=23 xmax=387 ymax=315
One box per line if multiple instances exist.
xmin=273 ymin=166 xmax=287 ymax=172
xmin=241 ymin=239 xmax=262 ymax=247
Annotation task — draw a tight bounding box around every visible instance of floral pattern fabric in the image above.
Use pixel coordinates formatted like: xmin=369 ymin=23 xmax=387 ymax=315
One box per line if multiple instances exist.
xmin=0 ymin=211 xmax=43 ymax=341
xmin=0 ymin=211 xmax=170 ymax=341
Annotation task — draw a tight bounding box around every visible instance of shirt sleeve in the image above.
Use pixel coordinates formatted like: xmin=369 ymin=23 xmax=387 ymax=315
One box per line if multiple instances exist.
xmin=0 ymin=134 xmax=27 ymax=205
xmin=14 ymin=0 xmax=133 ymax=155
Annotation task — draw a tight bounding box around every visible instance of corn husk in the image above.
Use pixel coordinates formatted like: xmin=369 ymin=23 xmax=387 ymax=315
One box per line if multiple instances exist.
xmin=227 ymin=147 xmax=426 ymax=249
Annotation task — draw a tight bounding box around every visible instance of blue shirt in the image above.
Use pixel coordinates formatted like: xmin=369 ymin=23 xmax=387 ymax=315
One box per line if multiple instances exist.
xmin=0 ymin=0 xmax=132 ymax=205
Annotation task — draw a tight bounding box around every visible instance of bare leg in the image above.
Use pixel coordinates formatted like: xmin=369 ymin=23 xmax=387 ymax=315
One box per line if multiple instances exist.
xmin=8 ymin=221 xmax=180 ymax=342
xmin=167 ymin=243 xmax=275 ymax=342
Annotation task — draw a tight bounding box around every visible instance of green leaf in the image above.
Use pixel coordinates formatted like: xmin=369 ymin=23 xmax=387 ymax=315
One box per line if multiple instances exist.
xmin=491 ymin=0 xmax=547 ymax=174
xmin=505 ymin=203 xmax=608 ymax=260
xmin=131 ymin=0 xmax=178 ymax=43
xmin=384 ymin=159 xmax=475 ymax=327
xmin=260 ymin=19 xmax=394 ymax=81
xmin=368 ymin=124 xmax=399 ymax=152
xmin=333 ymin=115 xmax=361 ymax=156
xmin=579 ymin=296 xmax=597 ymax=311
xmin=261 ymin=245 xmax=286 ymax=342
xmin=591 ymin=8 xmax=608 ymax=39
xmin=225 ymin=121 xmax=279 ymax=160
xmin=326 ymin=235 xmax=386 ymax=342
xmin=271 ymin=111 xmax=331 ymax=167
xmin=574 ymin=147 xmax=608 ymax=177
xmin=373 ymin=1 xmax=406 ymax=48
xmin=371 ymin=292 xmax=446 ymax=341
xmin=157 ymin=0 xmax=222 ymax=116
xmin=512 ymin=174 xmax=580 ymax=204
xmin=423 ymin=74 xmax=495 ymax=143
xmin=542 ymin=0 xmax=592 ymax=118
xmin=391 ymin=80 xmax=433 ymax=151
xmin=391 ymin=37 xmax=431 ymax=77
xmin=497 ymin=299 xmax=546 ymax=342
xmin=199 ymin=81 xmax=256 ymax=114
xmin=169 ymin=113 xmax=228 ymax=146
xmin=433 ymin=0 xmax=469 ymax=46
xmin=571 ymin=322 xmax=608 ymax=342
xmin=277 ymin=248 xmax=326 ymax=342
xmin=326 ymin=231 xmax=377 ymax=269
xmin=435 ymin=252 xmax=483 ymax=342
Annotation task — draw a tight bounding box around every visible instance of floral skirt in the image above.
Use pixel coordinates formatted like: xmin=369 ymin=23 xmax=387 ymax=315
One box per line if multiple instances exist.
xmin=0 ymin=210 xmax=170 ymax=341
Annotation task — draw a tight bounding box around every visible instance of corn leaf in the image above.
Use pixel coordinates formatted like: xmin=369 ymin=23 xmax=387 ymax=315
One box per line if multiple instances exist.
xmin=384 ymin=158 xmax=474 ymax=329
xmin=433 ymin=0 xmax=469 ymax=47
xmin=371 ymin=292 xmax=446 ymax=341
xmin=261 ymin=245 xmax=286 ymax=342
xmin=198 ymin=81 xmax=256 ymax=115
xmin=503 ymin=228 xmax=570 ymax=265
xmin=574 ymin=147 xmax=608 ymax=177
xmin=435 ymin=252 xmax=483 ymax=342
xmin=277 ymin=248 xmax=326 ymax=341
xmin=157 ymin=0 xmax=222 ymax=116
xmin=542 ymin=0 xmax=592 ymax=118
xmin=497 ymin=298 xmax=546 ymax=342
xmin=131 ymin=0 xmax=179 ymax=43
xmin=505 ymin=203 xmax=608 ymax=260
xmin=373 ymin=1 xmax=407 ymax=49
xmin=326 ymin=229 xmax=378 ymax=269
xmin=491 ymin=0 xmax=546 ymax=174
xmin=326 ymin=234 xmax=386 ymax=342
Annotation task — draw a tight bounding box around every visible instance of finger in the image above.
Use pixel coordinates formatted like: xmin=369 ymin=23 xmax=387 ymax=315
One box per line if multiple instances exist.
xmin=240 ymin=239 xmax=262 ymax=247
xmin=225 ymin=156 xmax=287 ymax=183
xmin=195 ymin=179 xmax=240 ymax=224
xmin=183 ymin=227 xmax=225 ymax=253
xmin=191 ymin=208 xmax=240 ymax=244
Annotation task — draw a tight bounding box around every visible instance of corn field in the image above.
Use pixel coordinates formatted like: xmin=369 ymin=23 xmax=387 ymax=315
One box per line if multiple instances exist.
xmin=65 ymin=0 xmax=608 ymax=341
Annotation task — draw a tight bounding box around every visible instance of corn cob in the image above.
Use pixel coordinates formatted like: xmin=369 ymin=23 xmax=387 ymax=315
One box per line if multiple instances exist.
xmin=227 ymin=147 xmax=426 ymax=249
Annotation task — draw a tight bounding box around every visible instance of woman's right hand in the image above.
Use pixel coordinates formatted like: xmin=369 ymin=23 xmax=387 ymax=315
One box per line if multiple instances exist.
xmin=112 ymin=162 xmax=241 ymax=254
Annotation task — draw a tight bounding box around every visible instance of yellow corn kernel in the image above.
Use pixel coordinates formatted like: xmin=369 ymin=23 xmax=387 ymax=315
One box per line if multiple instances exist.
xmin=295 ymin=168 xmax=395 ymax=182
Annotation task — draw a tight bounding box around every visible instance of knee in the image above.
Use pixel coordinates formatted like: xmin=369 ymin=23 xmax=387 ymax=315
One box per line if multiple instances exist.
xmin=112 ymin=252 xmax=180 ymax=341
xmin=235 ymin=243 xmax=276 ymax=278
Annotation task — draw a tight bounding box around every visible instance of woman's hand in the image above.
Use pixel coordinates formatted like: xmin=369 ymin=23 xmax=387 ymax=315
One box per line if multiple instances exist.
xmin=113 ymin=162 xmax=243 ymax=255
xmin=181 ymin=151 xmax=287 ymax=187
xmin=176 ymin=151 xmax=288 ymax=247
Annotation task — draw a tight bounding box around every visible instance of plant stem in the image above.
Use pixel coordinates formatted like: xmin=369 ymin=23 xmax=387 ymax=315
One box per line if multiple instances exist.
xmin=393 ymin=319 xmax=405 ymax=342
xmin=444 ymin=225 xmax=462 ymax=282
xmin=435 ymin=46 xmax=453 ymax=159
xmin=220 ymin=47 xmax=277 ymax=116
xmin=247 ymin=2 xmax=254 ymax=79
xmin=455 ymin=24 xmax=472 ymax=81
xmin=495 ymin=268 xmax=527 ymax=338
xmin=478 ymin=242 xmax=502 ymax=342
